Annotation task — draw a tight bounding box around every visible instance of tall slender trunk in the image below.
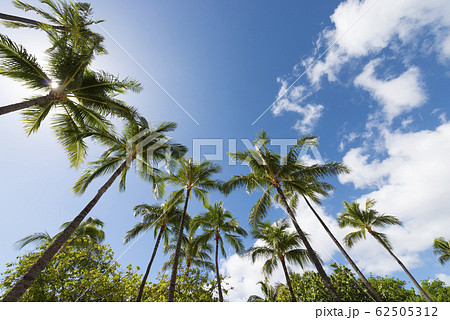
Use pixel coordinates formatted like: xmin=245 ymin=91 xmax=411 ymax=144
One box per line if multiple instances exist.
xmin=2 ymin=161 xmax=128 ymax=302
xmin=275 ymin=187 xmax=341 ymax=302
xmin=0 ymin=94 xmax=55 ymax=116
xmin=0 ymin=12 xmax=67 ymax=30
xmin=303 ymin=196 xmax=383 ymax=302
xmin=167 ymin=188 xmax=190 ymax=302
xmin=279 ymin=256 xmax=296 ymax=302
xmin=136 ymin=227 xmax=164 ymax=302
xmin=215 ymin=236 xmax=224 ymax=302
xmin=372 ymin=233 xmax=433 ymax=302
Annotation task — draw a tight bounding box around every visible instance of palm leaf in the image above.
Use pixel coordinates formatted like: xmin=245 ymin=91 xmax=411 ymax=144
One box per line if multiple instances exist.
xmin=0 ymin=34 xmax=50 ymax=89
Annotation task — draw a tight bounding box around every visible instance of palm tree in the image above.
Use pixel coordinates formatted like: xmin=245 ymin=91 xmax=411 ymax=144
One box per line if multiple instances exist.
xmin=247 ymin=278 xmax=282 ymax=302
xmin=223 ymin=131 xmax=345 ymax=301
xmin=2 ymin=118 xmax=186 ymax=302
xmin=124 ymin=199 xmax=184 ymax=302
xmin=162 ymin=157 xmax=222 ymax=302
xmin=162 ymin=233 xmax=215 ymax=272
xmin=338 ymin=199 xmax=432 ymax=302
xmin=270 ymin=166 xmax=383 ymax=301
xmin=0 ymin=11 xmax=66 ymax=30
xmin=0 ymin=34 xmax=141 ymax=165
xmin=248 ymin=219 xmax=310 ymax=302
xmin=298 ymin=195 xmax=382 ymax=301
xmin=16 ymin=217 xmax=105 ymax=250
xmin=433 ymin=237 xmax=450 ymax=266
xmin=1 ymin=0 xmax=106 ymax=55
xmin=191 ymin=201 xmax=247 ymax=302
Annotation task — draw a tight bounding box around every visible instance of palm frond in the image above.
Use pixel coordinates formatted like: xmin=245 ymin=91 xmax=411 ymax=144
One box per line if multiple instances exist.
xmin=72 ymin=156 xmax=124 ymax=194
xmin=343 ymin=230 xmax=366 ymax=248
xmin=249 ymin=188 xmax=272 ymax=228
xmin=433 ymin=237 xmax=450 ymax=266
xmin=16 ymin=231 xmax=53 ymax=250
xmin=0 ymin=34 xmax=50 ymax=89
xmin=51 ymin=111 xmax=89 ymax=167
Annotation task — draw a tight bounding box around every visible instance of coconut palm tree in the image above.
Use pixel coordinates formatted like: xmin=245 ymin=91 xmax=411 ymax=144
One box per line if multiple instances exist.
xmin=291 ymin=193 xmax=382 ymax=301
xmin=162 ymin=232 xmax=215 ymax=272
xmin=162 ymin=157 xmax=222 ymax=302
xmin=433 ymin=237 xmax=450 ymax=266
xmin=247 ymin=278 xmax=283 ymax=302
xmin=124 ymin=199 xmax=184 ymax=302
xmin=271 ymin=170 xmax=382 ymax=301
xmin=16 ymin=217 xmax=105 ymax=250
xmin=0 ymin=34 xmax=141 ymax=166
xmin=2 ymin=118 xmax=187 ymax=302
xmin=0 ymin=11 xmax=66 ymax=30
xmin=223 ymin=131 xmax=345 ymax=301
xmin=1 ymin=0 xmax=106 ymax=55
xmin=338 ymin=199 xmax=432 ymax=302
xmin=248 ymin=219 xmax=310 ymax=302
xmin=191 ymin=201 xmax=247 ymax=302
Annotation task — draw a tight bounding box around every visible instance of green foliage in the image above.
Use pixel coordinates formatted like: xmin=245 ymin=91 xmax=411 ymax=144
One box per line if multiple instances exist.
xmin=223 ymin=131 xmax=349 ymax=228
xmin=248 ymin=278 xmax=282 ymax=302
xmin=73 ymin=119 xmax=187 ymax=195
xmin=433 ymin=237 xmax=450 ymax=266
xmin=16 ymin=217 xmax=105 ymax=250
xmin=276 ymin=263 xmax=446 ymax=302
xmin=5 ymin=0 xmax=107 ymax=55
xmin=417 ymin=278 xmax=450 ymax=302
xmin=338 ymin=199 xmax=402 ymax=249
xmin=0 ymin=239 xmax=231 ymax=302
xmin=162 ymin=233 xmax=215 ymax=272
xmin=0 ymin=31 xmax=141 ymax=167
xmin=141 ymin=265 xmax=221 ymax=302
xmin=368 ymin=275 xmax=417 ymax=302
xmin=248 ymin=219 xmax=310 ymax=277
xmin=0 ymin=239 xmax=141 ymax=301
xmin=191 ymin=200 xmax=247 ymax=259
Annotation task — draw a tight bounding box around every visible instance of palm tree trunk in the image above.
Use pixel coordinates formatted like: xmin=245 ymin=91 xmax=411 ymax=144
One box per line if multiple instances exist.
xmin=167 ymin=188 xmax=190 ymax=302
xmin=0 ymin=12 xmax=67 ymax=30
xmin=136 ymin=227 xmax=164 ymax=302
xmin=215 ymin=236 xmax=224 ymax=302
xmin=302 ymin=196 xmax=383 ymax=302
xmin=279 ymin=256 xmax=296 ymax=302
xmin=275 ymin=187 xmax=341 ymax=302
xmin=372 ymin=233 xmax=433 ymax=302
xmin=1 ymin=161 xmax=128 ymax=302
xmin=0 ymin=94 xmax=55 ymax=116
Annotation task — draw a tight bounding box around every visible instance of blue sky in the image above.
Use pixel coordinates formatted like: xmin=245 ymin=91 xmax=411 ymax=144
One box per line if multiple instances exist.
xmin=1 ymin=0 xmax=450 ymax=301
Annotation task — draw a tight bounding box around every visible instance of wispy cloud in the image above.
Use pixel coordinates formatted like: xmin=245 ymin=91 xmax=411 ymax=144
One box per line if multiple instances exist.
xmin=354 ymin=59 xmax=426 ymax=121
xmin=272 ymin=79 xmax=324 ymax=134
xmin=306 ymin=0 xmax=450 ymax=84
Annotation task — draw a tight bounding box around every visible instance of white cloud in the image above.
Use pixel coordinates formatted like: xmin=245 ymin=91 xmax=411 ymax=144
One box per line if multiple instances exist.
xmin=272 ymin=79 xmax=324 ymax=134
xmin=221 ymin=247 xmax=286 ymax=302
xmin=291 ymin=104 xmax=324 ymax=134
xmin=339 ymin=147 xmax=390 ymax=189
xmin=272 ymin=79 xmax=308 ymax=115
xmin=292 ymin=201 xmax=346 ymax=266
xmin=338 ymin=131 xmax=360 ymax=152
xmin=354 ymin=59 xmax=426 ymax=120
xmin=339 ymin=122 xmax=450 ymax=274
xmin=439 ymin=34 xmax=450 ymax=61
xmin=401 ymin=117 xmax=413 ymax=128
xmin=307 ymin=0 xmax=450 ymax=84
xmin=436 ymin=273 xmax=450 ymax=285
xmin=273 ymin=0 xmax=450 ymax=134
